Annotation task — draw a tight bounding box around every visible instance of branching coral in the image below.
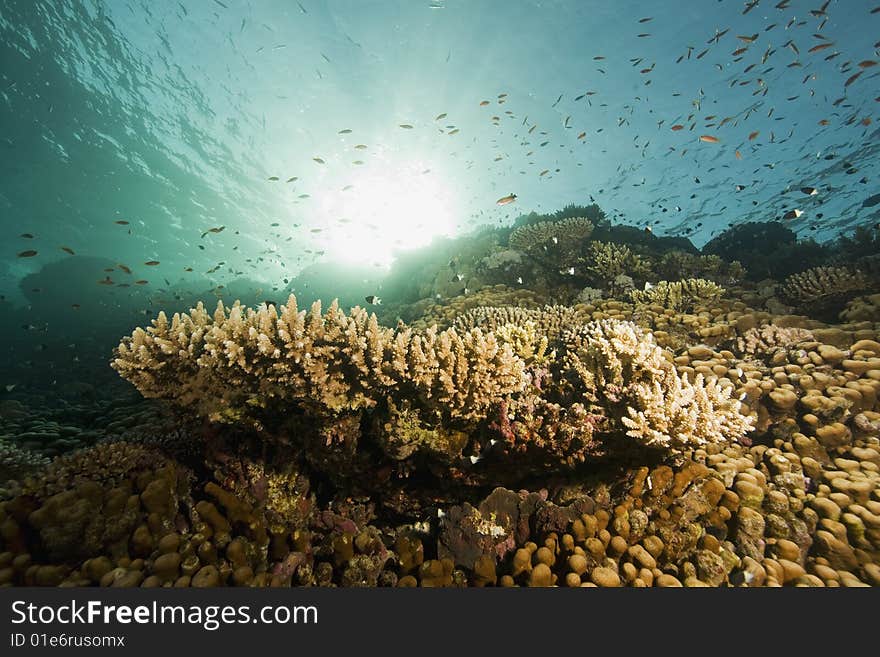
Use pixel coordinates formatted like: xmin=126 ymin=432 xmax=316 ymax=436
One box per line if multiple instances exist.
xmin=733 ymin=325 xmax=815 ymax=358
xmin=629 ymin=279 xmax=724 ymax=312
xmin=585 ymin=241 xmax=651 ymax=281
xmin=508 ymin=217 xmax=594 ymax=252
xmin=657 ymin=251 xmax=745 ymax=283
xmin=0 ymin=439 xmax=49 ymax=483
xmin=113 ymin=295 xmax=528 ymax=426
xmin=452 ymin=304 xmax=582 ymax=342
xmin=780 ymin=266 xmax=870 ymax=319
xmin=411 ymin=285 xmax=546 ymax=330
xmin=560 ymin=320 xmax=753 ymax=450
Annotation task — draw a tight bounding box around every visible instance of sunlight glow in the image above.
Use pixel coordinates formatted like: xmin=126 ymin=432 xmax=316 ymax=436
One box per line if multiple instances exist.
xmin=313 ymin=163 xmax=458 ymax=269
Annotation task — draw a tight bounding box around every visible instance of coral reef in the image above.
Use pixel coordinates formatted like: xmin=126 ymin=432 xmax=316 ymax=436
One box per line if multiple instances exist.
xmin=5 ymin=202 xmax=880 ymax=589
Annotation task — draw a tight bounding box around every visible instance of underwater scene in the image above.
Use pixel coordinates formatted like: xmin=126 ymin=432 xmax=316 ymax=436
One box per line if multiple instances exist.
xmin=1 ymin=0 xmax=879 ymax=589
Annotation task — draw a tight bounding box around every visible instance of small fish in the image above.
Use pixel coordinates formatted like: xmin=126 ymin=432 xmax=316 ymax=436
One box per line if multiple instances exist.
xmin=452 ymin=273 xmax=464 ymax=282
xmin=435 ymin=113 xmax=447 ymax=120
xmin=354 ymin=144 xmax=367 ymax=149
xmin=286 ymin=176 xmax=298 ymax=183
xmin=20 ymin=233 xmax=34 ymax=238
xmin=801 ymin=187 xmax=818 ymax=196
xmin=845 ymin=71 xmax=862 ymax=87
xmin=201 ymin=226 xmax=225 ymax=238
xmin=399 ymin=124 xmax=414 ymax=129
xmin=862 ymin=193 xmax=880 ymax=208
xmin=699 ymin=134 xmax=720 ymax=143
xmin=98 ymin=276 xmax=114 ymax=285
xmin=364 ymin=295 xmax=381 ymax=305
xmin=4 ymin=384 xmax=16 ymax=392
xmin=17 ymin=250 xmax=37 ymax=257
xmin=338 ymin=129 xmax=352 ymax=134
xmin=748 ymin=130 xmax=760 ymax=140
xmin=61 ymin=246 xmax=75 ymax=255
xmin=808 ymin=42 xmax=834 ymax=53
xmin=118 ymin=264 xmax=132 ymax=274
xmin=313 ymin=157 xmax=325 ymax=164
xmin=135 ymin=280 xmax=148 ymax=285
xmin=671 ymin=124 xmax=685 ymax=131
xmin=144 ymin=260 xmax=160 ymax=266
xmin=114 ymin=220 xmax=129 ymax=225
xmin=516 ymin=276 xmax=523 ymax=284
xmin=783 ymin=209 xmax=803 ymax=220
xmin=479 ymin=100 xmax=490 ymax=106
xmin=268 ymin=176 xmax=280 ymax=181
xmin=496 ymin=193 xmax=517 ymax=205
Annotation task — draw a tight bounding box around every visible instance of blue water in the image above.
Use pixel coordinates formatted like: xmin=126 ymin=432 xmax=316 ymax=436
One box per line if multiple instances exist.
xmin=0 ymin=0 xmax=878 ymax=328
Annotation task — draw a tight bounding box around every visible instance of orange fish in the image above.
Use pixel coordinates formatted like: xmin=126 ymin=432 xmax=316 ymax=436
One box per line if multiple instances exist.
xmin=735 ymin=150 xmax=743 ymax=159
xmin=699 ymin=135 xmax=720 ymax=143
xmin=748 ymin=131 xmax=759 ymax=140
xmin=818 ymin=119 xmax=829 ymax=125
xmin=671 ymin=124 xmax=685 ymax=131
xmin=858 ymin=60 xmax=877 ymax=68
xmin=496 ymin=193 xmax=517 ymax=205
xmin=808 ymin=42 xmax=834 ymax=53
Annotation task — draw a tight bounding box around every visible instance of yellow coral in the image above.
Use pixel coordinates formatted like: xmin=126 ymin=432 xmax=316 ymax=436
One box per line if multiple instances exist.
xmin=629 ymin=279 xmax=724 ymax=312
xmin=585 ymin=241 xmax=650 ymax=281
xmin=562 ymin=320 xmax=753 ymax=450
xmin=113 ymin=295 xmax=527 ymax=426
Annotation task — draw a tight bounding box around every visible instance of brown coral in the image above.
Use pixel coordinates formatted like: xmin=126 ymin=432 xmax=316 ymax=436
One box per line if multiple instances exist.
xmin=781 ymin=266 xmax=871 ymax=320
xmin=508 ymin=217 xmax=594 ymax=252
